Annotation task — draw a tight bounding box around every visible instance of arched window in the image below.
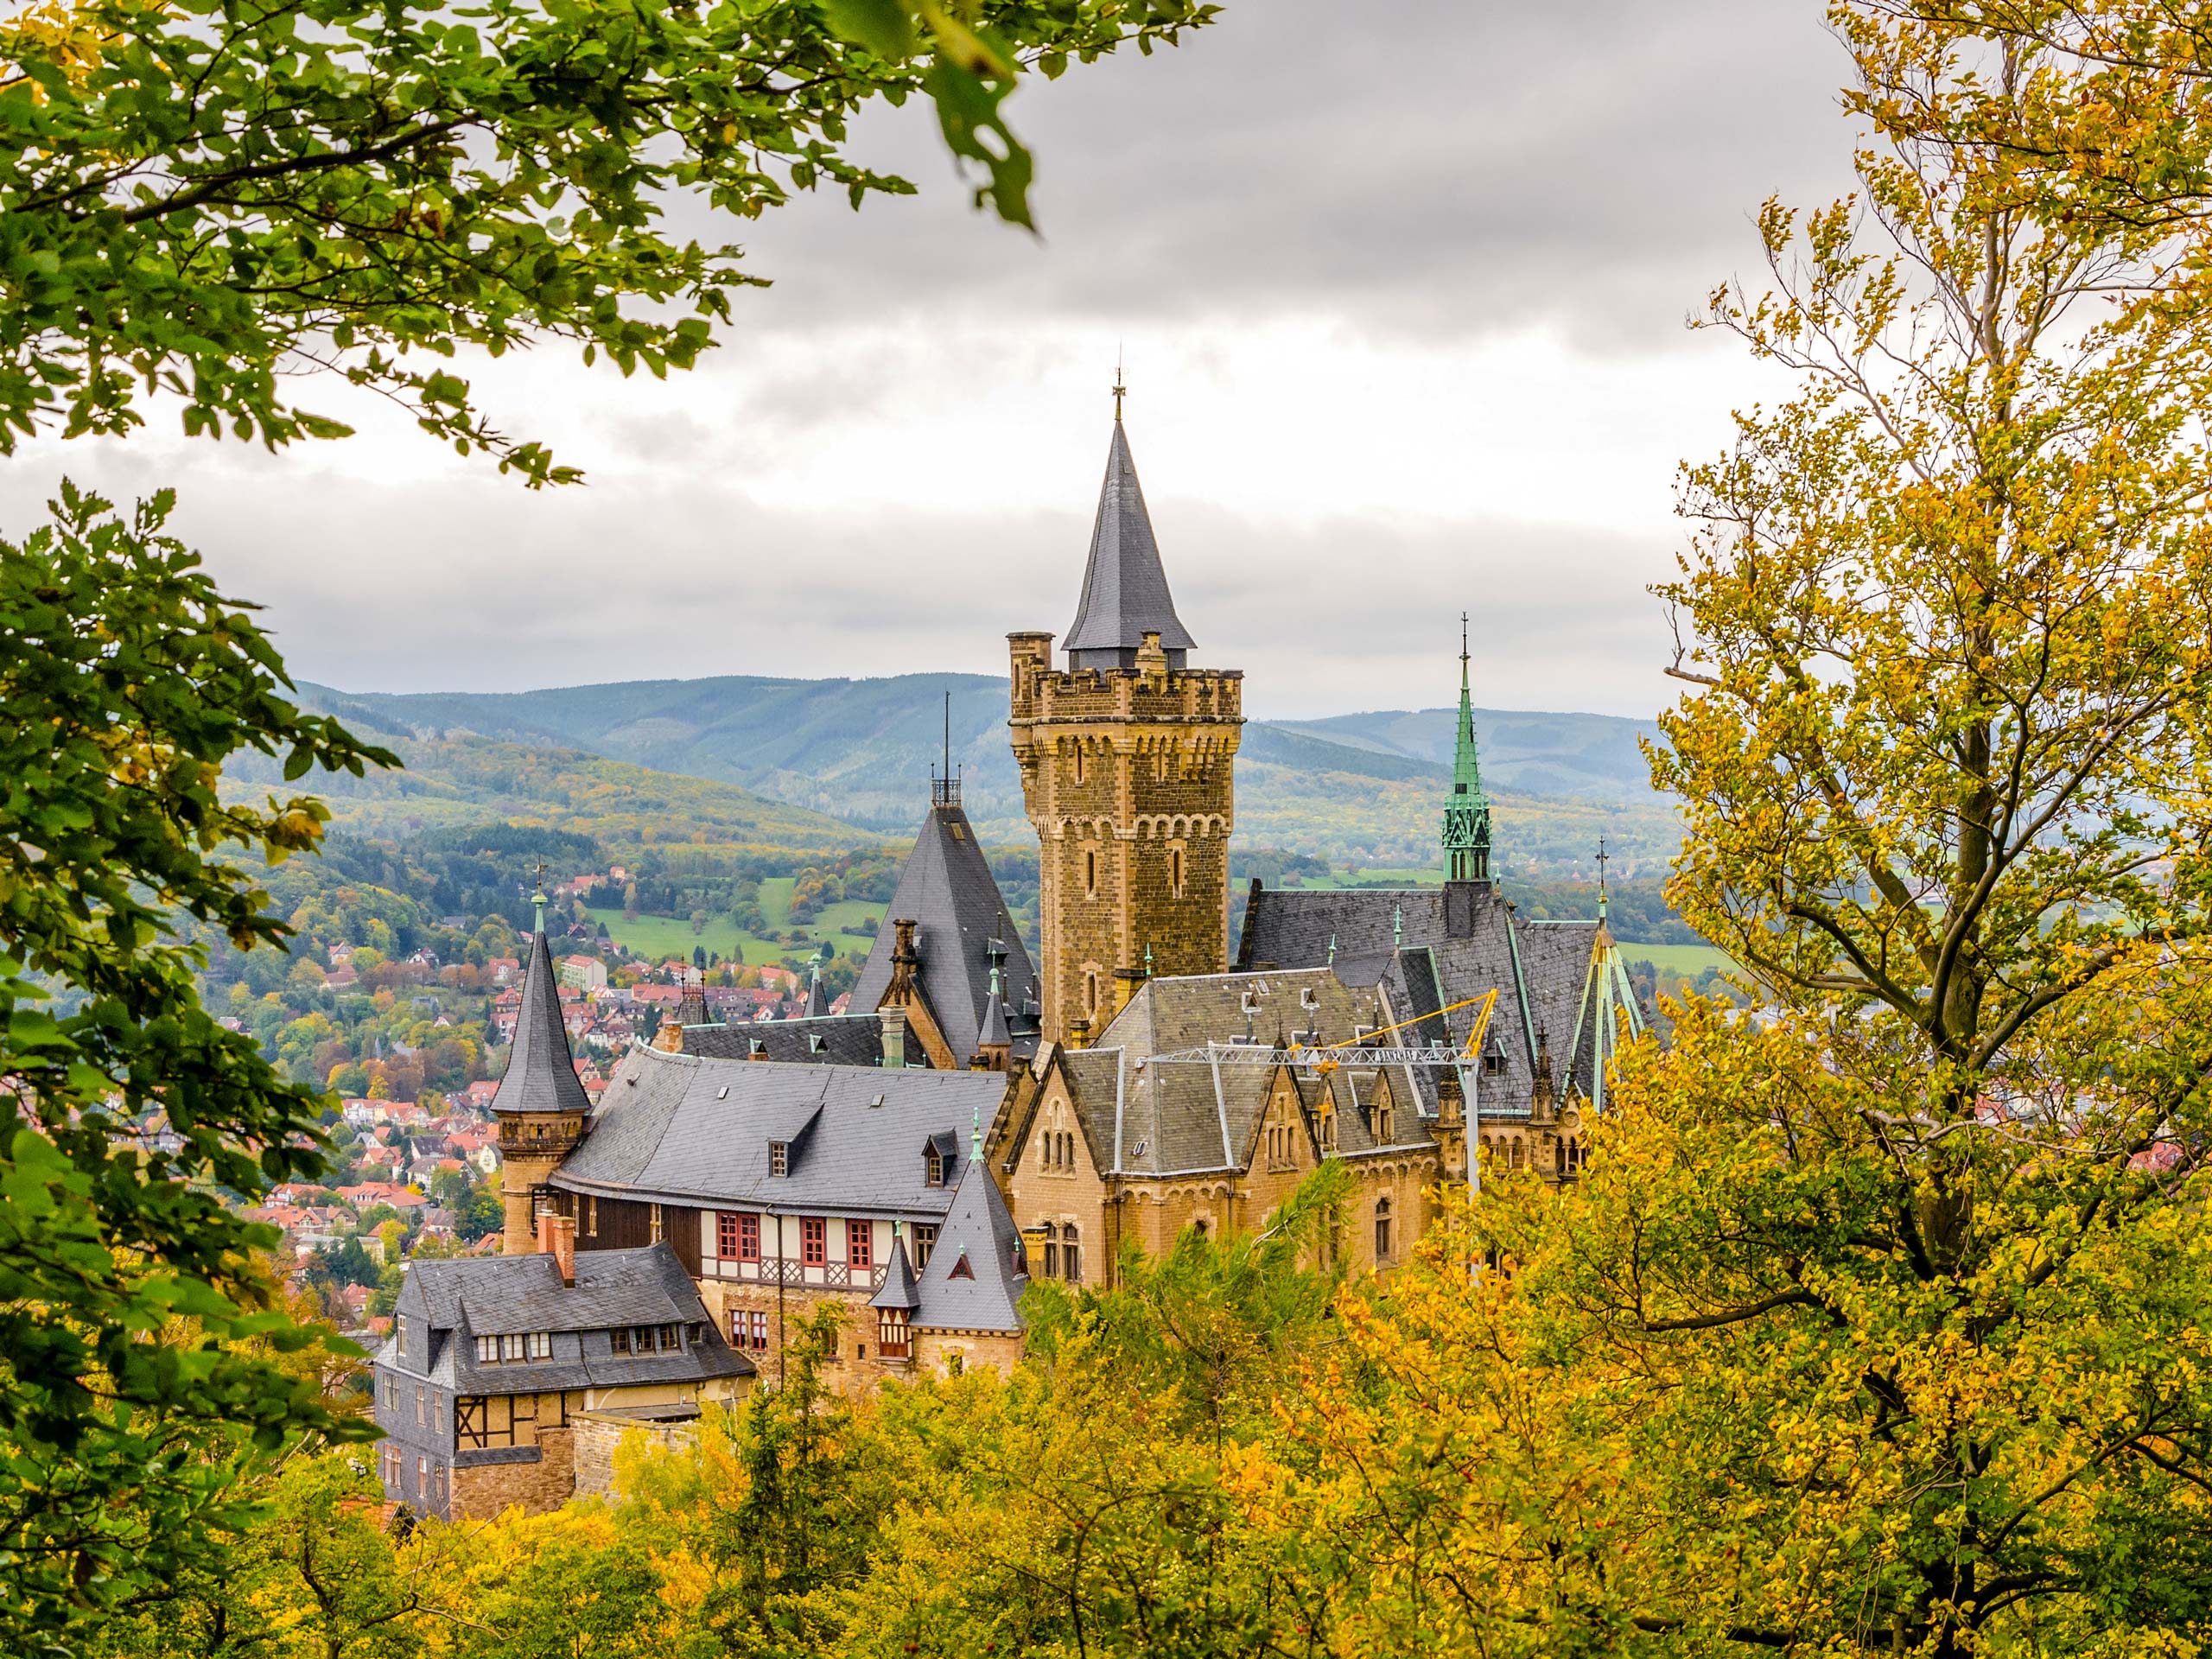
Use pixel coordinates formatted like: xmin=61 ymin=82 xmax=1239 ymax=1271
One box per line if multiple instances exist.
xmin=1061 ymin=1222 xmax=1082 ymax=1284
xmin=1085 ymin=971 xmax=1099 ymax=1017
xmin=1510 ymin=1139 xmax=1524 ymax=1170
xmin=1374 ymin=1196 xmax=1394 ymax=1262
xmin=1074 ymin=743 xmax=1085 ymax=783
xmin=1374 ymin=1094 xmax=1393 ymax=1144
xmin=1042 ymin=1227 xmax=1058 ymax=1278
xmin=1319 ymin=1107 xmax=1336 ymax=1154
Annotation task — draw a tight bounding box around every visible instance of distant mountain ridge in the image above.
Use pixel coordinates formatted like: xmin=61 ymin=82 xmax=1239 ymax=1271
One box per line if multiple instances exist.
xmin=296 ymin=675 xmax=1676 ymax=874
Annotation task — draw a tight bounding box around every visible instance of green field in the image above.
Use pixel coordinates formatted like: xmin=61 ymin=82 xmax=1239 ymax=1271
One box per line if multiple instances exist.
xmin=1616 ymin=943 xmax=1736 ymax=976
xmin=587 ymin=880 xmax=889 ymax=969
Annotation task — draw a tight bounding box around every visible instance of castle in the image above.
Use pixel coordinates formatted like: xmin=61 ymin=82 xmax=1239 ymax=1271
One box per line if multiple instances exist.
xmin=373 ymin=401 xmax=1644 ymax=1520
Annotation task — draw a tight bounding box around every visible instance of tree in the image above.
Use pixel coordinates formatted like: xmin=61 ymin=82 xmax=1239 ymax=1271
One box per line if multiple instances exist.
xmin=1244 ymin=11 xmax=2212 ymax=1657
xmin=80 ymin=1451 xmax=454 ymax=1658
xmin=0 ymin=484 xmax=390 ymax=1646
xmin=0 ymin=0 xmax=1217 ymax=483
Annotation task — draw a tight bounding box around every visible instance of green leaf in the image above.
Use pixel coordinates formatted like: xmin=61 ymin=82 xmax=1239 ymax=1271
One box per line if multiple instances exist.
xmin=821 ymin=0 xmax=916 ymax=60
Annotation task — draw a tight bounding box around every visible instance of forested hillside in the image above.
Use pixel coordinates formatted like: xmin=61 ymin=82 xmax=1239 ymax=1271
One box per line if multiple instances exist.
xmin=299 ymin=674 xmax=1677 ymax=873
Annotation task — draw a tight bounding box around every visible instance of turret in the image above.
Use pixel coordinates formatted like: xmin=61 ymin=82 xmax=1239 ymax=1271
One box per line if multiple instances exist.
xmin=1010 ymin=388 xmax=1244 ymax=1043
xmin=493 ymin=876 xmax=592 ymax=1254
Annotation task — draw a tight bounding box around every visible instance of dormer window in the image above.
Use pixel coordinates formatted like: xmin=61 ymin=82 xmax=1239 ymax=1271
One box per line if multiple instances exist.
xmin=925 ymin=1144 xmax=946 ymax=1186
xmin=807 ymin=1033 xmax=826 ymax=1053
xmin=770 ymin=1141 xmax=789 ymax=1177
xmin=475 ymin=1332 xmax=552 ymax=1363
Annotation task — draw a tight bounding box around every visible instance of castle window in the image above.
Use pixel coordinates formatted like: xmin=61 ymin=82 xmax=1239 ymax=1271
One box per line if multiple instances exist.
xmin=1042 ymin=1228 xmax=1058 ymax=1277
xmin=1074 ymin=744 xmax=1085 ymax=783
xmin=801 ymin=1217 xmax=827 ymax=1267
xmin=912 ymin=1223 xmax=938 ymax=1270
xmin=1084 ymin=848 xmax=1098 ymax=897
xmin=1061 ymin=1223 xmax=1082 ymax=1284
xmin=1319 ymin=1107 xmax=1336 ymax=1154
xmin=1375 ymin=1096 xmax=1394 ymax=1143
xmin=846 ymin=1220 xmax=873 ymax=1270
xmin=1170 ymin=847 xmax=1185 ymax=896
xmin=582 ymin=1195 xmax=597 ymax=1236
xmin=719 ymin=1211 xmax=760 ymax=1262
xmin=1086 ymin=972 xmax=1099 ymax=1016
xmin=1374 ymin=1196 xmax=1394 ymax=1262
xmin=925 ymin=1144 xmax=946 ymax=1186
xmin=732 ymin=1309 xmax=770 ymax=1352
xmin=769 ymin=1141 xmax=789 ymax=1177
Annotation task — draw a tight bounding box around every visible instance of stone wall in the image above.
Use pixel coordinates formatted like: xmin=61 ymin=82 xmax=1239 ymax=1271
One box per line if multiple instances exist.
xmin=572 ymin=1411 xmax=699 ymax=1503
xmin=914 ymin=1327 xmax=1024 ymax=1378
xmin=450 ymin=1426 xmax=575 ymax=1521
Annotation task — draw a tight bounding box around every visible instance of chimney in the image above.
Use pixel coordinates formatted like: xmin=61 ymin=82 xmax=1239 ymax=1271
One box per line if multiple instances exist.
xmin=881 ymin=1005 xmax=906 ymax=1069
xmin=537 ymin=1211 xmax=576 ymax=1286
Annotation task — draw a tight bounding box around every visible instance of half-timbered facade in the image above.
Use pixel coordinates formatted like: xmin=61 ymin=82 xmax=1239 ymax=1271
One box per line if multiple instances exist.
xmin=372 ymin=1217 xmax=750 ymax=1520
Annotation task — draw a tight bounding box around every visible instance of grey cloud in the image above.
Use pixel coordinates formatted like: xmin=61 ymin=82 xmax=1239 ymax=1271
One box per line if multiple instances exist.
xmin=714 ymin=0 xmax=1856 ymax=350
xmin=0 ymin=443 xmax=1675 ymax=721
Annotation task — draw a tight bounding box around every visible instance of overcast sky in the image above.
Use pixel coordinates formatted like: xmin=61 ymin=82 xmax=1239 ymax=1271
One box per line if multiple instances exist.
xmin=5 ymin=0 xmax=1857 ymax=721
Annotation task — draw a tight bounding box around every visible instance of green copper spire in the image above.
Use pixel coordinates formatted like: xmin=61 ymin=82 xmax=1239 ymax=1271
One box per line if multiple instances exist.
xmin=531 ymin=861 xmax=549 ymax=936
xmin=1441 ymin=613 xmax=1494 ymax=883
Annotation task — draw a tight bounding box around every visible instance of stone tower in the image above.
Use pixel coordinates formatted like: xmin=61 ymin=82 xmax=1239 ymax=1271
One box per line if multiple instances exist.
xmin=1010 ymin=410 xmax=1243 ymax=1045
xmin=1440 ymin=616 xmax=1494 ymax=885
xmin=493 ymin=880 xmax=591 ymax=1252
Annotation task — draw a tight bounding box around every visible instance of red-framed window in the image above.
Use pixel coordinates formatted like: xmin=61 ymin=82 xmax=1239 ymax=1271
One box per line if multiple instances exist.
xmin=801 ymin=1217 xmax=827 ymax=1266
xmin=730 ymin=1309 xmax=770 ymax=1352
xmin=718 ymin=1211 xmax=760 ymax=1262
xmin=846 ymin=1219 xmax=873 ymax=1270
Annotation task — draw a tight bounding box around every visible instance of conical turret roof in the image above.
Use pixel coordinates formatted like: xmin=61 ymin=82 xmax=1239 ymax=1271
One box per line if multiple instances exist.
xmin=850 ymin=798 xmax=1039 ymax=1064
xmin=911 ymin=1134 xmax=1028 ymax=1333
xmin=1065 ymin=420 xmax=1195 ymax=671
xmin=870 ymin=1231 xmax=923 ymax=1312
xmin=493 ymin=926 xmax=592 ymax=1118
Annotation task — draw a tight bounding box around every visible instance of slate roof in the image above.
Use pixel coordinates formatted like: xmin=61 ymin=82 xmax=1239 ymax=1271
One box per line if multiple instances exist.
xmin=1235 ymin=884 xmax=1641 ymax=1117
xmin=551 ymin=1044 xmax=1007 ymax=1218
xmin=491 ymin=926 xmax=591 ymax=1118
xmin=683 ymin=1013 xmax=884 ymax=1068
xmin=378 ymin=1242 xmax=752 ymax=1393
xmin=1064 ymin=420 xmax=1197 ymax=671
xmin=1043 ymin=969 xmax=1436 ymax=1179
xmin=870 ymin=1232 xmax=922 ymax=1312
xmin=849 ymin=802 xmax=1039 ymax=1065
xmin=912 ymin=1146 xmax=1028 ymax=1332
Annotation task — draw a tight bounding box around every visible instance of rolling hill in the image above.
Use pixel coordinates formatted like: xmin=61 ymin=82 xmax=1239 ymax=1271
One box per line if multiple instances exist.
xmin=227 ymin=728 xmax=877 ymax=856
xmin=297 ymin=675 xmax=1677 ymax=874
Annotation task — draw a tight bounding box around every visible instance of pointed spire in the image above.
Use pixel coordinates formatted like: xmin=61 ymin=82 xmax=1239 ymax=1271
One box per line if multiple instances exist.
xmin=492 ymin=904 xmax=590 ymax=1121
xmin=1064 ymin=419 xmax=1196 ymax=671
xmin=976 ymin=949 xmax=1012 ymax=1053
xmin=1441 ymin=613 xmax=1495 ymax=884
xmin=971 ymin=1098 xmax=982 ymax=1165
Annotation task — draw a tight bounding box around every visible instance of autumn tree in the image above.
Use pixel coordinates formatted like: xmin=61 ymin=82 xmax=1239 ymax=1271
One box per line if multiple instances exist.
xmin=1238 ymin=10 xmax=2212 ymax=1656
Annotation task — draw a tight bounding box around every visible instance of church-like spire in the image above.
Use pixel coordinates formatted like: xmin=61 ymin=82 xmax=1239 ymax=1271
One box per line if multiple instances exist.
xmin=491 ymin=892 xmax=591 ymax=1121
xmin=1064 ymin=404 xmax=1196 ymax=671
xmin=1441 ymin=613 xmax=1494 ymax=884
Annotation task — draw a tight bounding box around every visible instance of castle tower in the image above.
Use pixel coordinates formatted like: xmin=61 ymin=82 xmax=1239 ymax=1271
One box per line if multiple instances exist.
xmin=493 ymin=880 xmax=591 ymax=1253
xmin=1010 ymin=403 xmax=1243 ymax=1044
xmin=1440 ymin=614 xmax=1494 ymax=885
